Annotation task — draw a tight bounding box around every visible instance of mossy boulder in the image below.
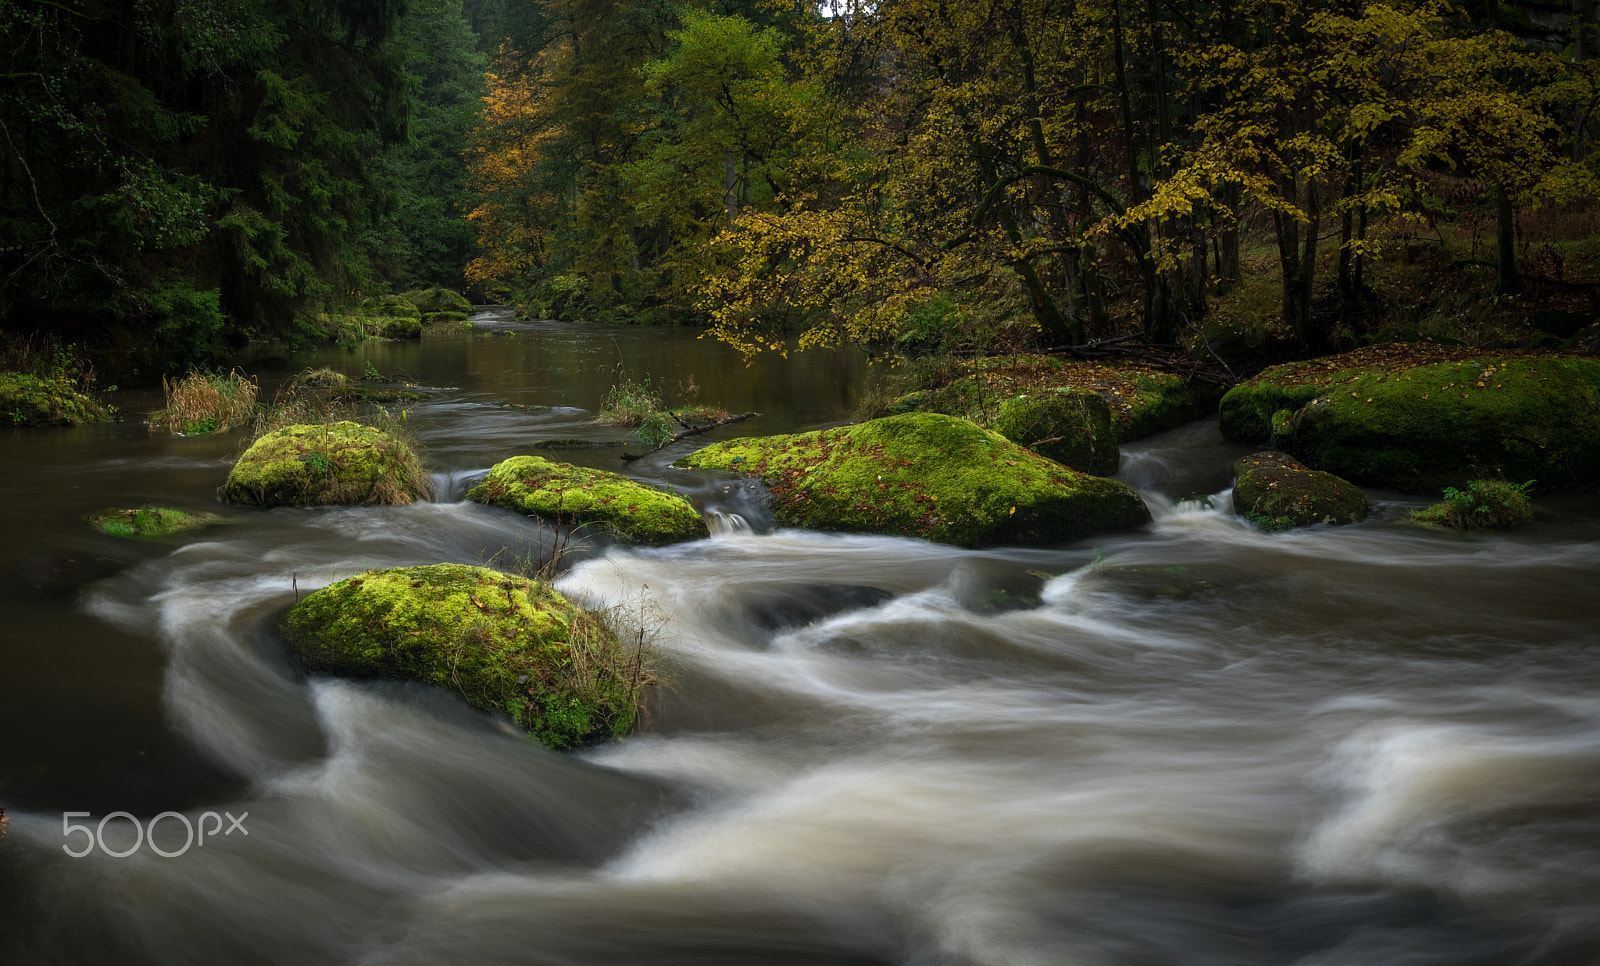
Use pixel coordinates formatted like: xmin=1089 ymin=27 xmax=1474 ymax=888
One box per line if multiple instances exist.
xmin=1232 ymin=451 xmax=1369 ymax=532
xmin=404 ymin=287 xmax=474 ymax=315
xmin=469 ymin=456 xmax=708 ymax=546
xmin=292 ymin=368 xmax=351 ymax=389
xmin=1 ymin=372 xmax=106 ymax=426
xmin=361 ymin=294 xmax=422 ymax=319
xmin=422 ymin=310 xmax=470 ymax=324
xmin=1221 ymin=348 xmax=1600 ymax=493
xmin=223 ymin=421 xmax=432 ymax=507
xmin=377 ymin=315 xmax=422 ymax=339
xmin=280 ymin=564 xmax=637 ymax=749
xmin=991 ymin=389 xmax=1119 ymax=475
xmin=885 ymin=355 xmax=1213 ymax=444
xmin=676 ymin=412 xmax=1150 ymax=547
xmin=89 ymin=506 xmax=219 ymax=538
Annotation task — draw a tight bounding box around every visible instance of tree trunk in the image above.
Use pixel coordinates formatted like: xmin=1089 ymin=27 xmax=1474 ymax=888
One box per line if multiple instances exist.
xmin=1218 ymin=182 xmax=1241 ymax=293
xmin=1495 ymin=183 xmax=1520 ymax=294
xmin=723 ymin=149 xmax=739 ymax=226
xmin=1274 ymin=173 xmax=1319 ymax=348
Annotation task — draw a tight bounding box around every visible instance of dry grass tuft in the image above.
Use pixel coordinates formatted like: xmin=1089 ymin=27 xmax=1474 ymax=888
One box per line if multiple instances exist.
xmin=149 ymin=369 xmax=257 ymax=435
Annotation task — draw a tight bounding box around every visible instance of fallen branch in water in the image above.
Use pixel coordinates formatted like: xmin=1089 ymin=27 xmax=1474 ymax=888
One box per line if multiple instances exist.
xmin=621 ymin=412 xmax=759 ymax=461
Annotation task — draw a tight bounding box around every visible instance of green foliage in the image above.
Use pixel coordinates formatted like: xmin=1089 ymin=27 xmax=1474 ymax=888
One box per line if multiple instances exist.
xmin=0 ymin=371 xmax=108 ymax=427
xmin=1412 ymin=479 xmax=1534 ymax=530
xmin=1 ymin=0 xmax=416 ymax=371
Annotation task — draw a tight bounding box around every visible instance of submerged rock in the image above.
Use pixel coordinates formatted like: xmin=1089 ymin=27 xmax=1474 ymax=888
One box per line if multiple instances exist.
xmin=0 ymin=372 xmax=106 ymax=426
xmin=222 ymin=421 xmax=431 ymax=507
xmin=1232 ymin=451 xmax=1368 ymax=532
xmin=280 ymin=564 xmax=640 ymax=749
xmin=990 ymin=389 xmax=1119 ymax=475
xmin=1220 ymin=348 xmax=1600 ymax=492
xmin=90 ymin=506 xmax=219 ymax=538
xmin=469 ymin=455 xmax=707 ymax=546
xmin=677 ymin=412 xmax=1150 ymax=547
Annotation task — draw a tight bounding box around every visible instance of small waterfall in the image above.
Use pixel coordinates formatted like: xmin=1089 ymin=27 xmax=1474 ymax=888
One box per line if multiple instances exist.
xmin=706 ymin=510 xmax=755 ymax=537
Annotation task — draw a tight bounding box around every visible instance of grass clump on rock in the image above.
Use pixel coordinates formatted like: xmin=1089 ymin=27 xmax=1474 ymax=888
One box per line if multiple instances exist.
xmin=677 ymin=412 xmax=1150 ymax=547
xmin=1411 ymin=479 xmax=1534 ymax=530
xmin=223 ymin=420 xmax=431 ymax=507
xmin=148 ymin=369 xmax=258 ymax=435
xmin=469 ymin=456 xmax=708 ymax=546
xmin=281 ymin=564 xmax=648 ymax=749
xmin=1233 ymin=451 xmax=1368 ymax=532
xmin=89 ymin=506 xmax=218 ymax=538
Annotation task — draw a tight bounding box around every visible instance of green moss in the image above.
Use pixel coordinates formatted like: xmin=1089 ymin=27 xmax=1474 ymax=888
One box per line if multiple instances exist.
xmin=223 ymin=421 xmax=432 ymax=507
xmin=886 ymin=355 xmax=1210 ymax=443
xmin=1219 ymin=377 xmax=1329 ymax=443
xmin=469 ymin=456 xmax=708 ymax=546
xmin=280 ymin=564 xmax=637 ymax=749
xmin=89 ymin=506 xmax=218 ymax=538
xmin=361 ymin=294 xmax=422 ymax=320
xmin=676 ymin=412 xmax=1150 ymax=547
xmin=423 ymin=311 xmax=470 ymax=324
xmin=378 ymin=316 xmax=422 ymax=339
xmin=1 ymin=371 xmax=107 ymax=426
xmin=1232 ymin=451 xmax=1369 ymax=531
xmin=1283 ymin=357 xmax=1600 ymax=493
xmin=991 ymin=389 xmax=1119 ymax=475
xmin=403 ymin=287 xmax=474 ymax=315
xmin=1411 ymin=479 xmax=1534 ymax=530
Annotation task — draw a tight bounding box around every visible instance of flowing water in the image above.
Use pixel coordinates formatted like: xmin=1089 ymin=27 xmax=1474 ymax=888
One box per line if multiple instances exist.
xmin=2 ymin=311 xmax=1599 ymax=964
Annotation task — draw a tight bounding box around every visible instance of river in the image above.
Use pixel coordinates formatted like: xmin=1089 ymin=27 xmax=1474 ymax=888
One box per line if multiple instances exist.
xmin=2 ymin=310 xmax=1598 ymax=964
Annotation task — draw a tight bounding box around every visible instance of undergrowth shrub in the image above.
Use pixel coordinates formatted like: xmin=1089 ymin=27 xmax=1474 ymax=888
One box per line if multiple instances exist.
xmin=596 ymin=372 xmax=731 ymax=448
xmin=1411 ymin=479 xmax=1534 ymax=530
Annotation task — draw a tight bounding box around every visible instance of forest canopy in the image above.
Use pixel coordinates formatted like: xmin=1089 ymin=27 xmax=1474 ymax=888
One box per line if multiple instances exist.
xmin=4 ymin=0 xmax=1599 ymax=376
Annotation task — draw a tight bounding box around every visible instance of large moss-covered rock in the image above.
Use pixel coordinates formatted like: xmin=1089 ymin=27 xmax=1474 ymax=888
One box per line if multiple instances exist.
xmin=1232 ymin=451 xmax=1368 ymax=532
xmin=223 ymin=421 xmax=432 ymax=507
xmin=885 ymin=355 xmax=1213 ymax=443
xmin=1 ymin=372 xmax=106 ymax=426
xmin=361 ymin=294 xmax=422 ymax=319
xmin=1221 ymin=348 xmax=1600 ymax=493
xmin=991 ymin=389 xmax=1119 ymax=475
xmin=281 ymin=564 xmax=636 ymax=749
xmin=404 ymin=286 xmax=474 ymax=315
xmin=469 ymin=456 xmax=708 ymax=546
xmin=89 ymin=506 xmax=219 ymax=538
xmin=677 ymin=413 xmax=1150 ymax=547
